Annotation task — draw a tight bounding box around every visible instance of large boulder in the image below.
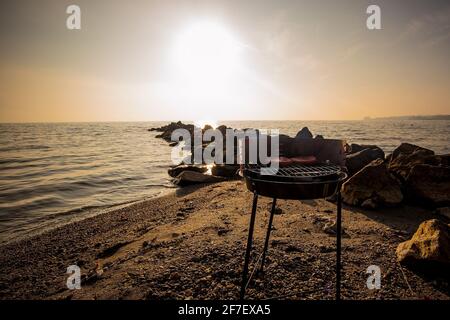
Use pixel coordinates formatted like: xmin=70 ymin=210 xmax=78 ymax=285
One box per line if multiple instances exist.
xmin=216 ymin=125 xmax=228 ymax=136
xmin=388 ymin=149 xmax=442 ymax=181
xmin=436 ymin=207 xmax=450 ymax=220
xmin=391 ymin=142 xmax=434 ymax=160
xmin=211 ymin=164 xmax=239 ymax=178
xmin=348 ymin=143 xmax=381 ymax=154
xmin=396 ymin=219 xmax=450 ymax=273
xmin=345 ymin=147 xmax=385 ymax=176
xmin=168 ymin=165 xmax=208 ymax=178
xmin=294 ymin=127 xmax=313 ymax=139
xmin=405 ymin=164 xmax=450 ymax=207
xmin=172 ymin=171 xmax=225 ymax=186
xmin=341 ymin=159 xmax=403 ymax=208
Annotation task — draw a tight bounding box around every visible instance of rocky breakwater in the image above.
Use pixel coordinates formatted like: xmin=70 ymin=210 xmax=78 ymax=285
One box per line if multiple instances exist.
xmin=150 ymin=121 xmax=241 ymax=186
xmin=150 ymin=123 xmax=328 ymax=186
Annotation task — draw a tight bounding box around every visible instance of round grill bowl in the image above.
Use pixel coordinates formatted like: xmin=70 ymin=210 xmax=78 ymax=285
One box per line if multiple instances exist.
xmin=244 ymin=172 xmax=347 ymax=200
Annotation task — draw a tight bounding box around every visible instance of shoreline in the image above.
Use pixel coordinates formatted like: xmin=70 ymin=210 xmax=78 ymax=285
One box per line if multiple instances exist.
xmin=0 ymin=186 xmax=176 ymax=246
xmin=1 ymin=180 xmax=448 ymax=300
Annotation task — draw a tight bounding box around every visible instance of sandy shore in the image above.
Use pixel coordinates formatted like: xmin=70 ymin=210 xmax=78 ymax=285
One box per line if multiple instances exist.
xmin=0 ymin=180 xmax=449 ymax=300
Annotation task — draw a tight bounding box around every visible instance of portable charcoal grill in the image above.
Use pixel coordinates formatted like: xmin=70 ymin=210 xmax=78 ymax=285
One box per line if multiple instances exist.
xmin=240 ymin=161 xmax=347 ymax=300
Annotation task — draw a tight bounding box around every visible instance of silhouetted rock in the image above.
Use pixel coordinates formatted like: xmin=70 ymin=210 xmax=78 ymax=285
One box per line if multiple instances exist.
xmin=345 ymin=147 xmax=385 ymax=176
xmin=151 ymin=121 xmax=195 ymax=142
xmin=342 ymin=159 xmax=403 ymax=208
xmin=348 ymin=144 xmax=380 ymax=154
xmin=211 ymin=164 xmax=239 ymax=178
xmin=295 ymin=127 xmax=313 ymax=139
xmin=216 ymin=125 xmax=228 ymax=136
xmin=391 ymin=142 xmax=434 ymax=160
xmin=202 ymin=124 xmax=213 ymax=131
xmin=172 ymin=171 xmax=225 ymax=186
xmin=405 ymin=164 xmax=450 ymax=207
xmin=389 ymin=149 xmax=442 ymax=181
xmin=168 ymin=165 xmax=208 ymax=178
xmin=396 ymin=219 xmax=450 ymax=273
xmin=436 ymin=207 xmax=450 ymax=220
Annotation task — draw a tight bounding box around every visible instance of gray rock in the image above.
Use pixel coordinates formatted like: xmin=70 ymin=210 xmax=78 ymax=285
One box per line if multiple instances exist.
xmin=405 ymin=164 xmax=450 ymax=207
xmin=391 ymin=142 xmax=434 ymax=160
xmin=168 ymin=165 xmax=208 ymax=178
xmin=388 ymin=149 xmax=442 ymax=181
xmin=348 ymin=143 xmax=381 ymax=154
xmin=211 ymin=164 xmax=239 ymax=178
xmin=172 ymin=171 xmax=225 ymax=186
xmin=294 ymin=127 xmax=313 ymax=139
xmin=345 ymin=147 xmax=385 ymax=176
xmin=342 ymin=159 xmax=403 ymax=207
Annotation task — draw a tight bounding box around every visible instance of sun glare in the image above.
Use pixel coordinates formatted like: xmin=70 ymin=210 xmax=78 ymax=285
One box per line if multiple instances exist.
xmin=172 ymin=21 xmax=242 ymax=83
xmin=169 ymin=20 xmax=243 ymax=101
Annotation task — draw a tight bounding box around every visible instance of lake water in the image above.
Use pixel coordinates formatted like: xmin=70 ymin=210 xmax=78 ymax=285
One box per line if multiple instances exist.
xmin=1 ymin=120 xmax=449 ymax=244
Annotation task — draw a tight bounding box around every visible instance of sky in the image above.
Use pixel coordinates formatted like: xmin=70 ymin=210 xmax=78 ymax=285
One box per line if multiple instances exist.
xmin=0 ymin=0 xmax=449 ymax=122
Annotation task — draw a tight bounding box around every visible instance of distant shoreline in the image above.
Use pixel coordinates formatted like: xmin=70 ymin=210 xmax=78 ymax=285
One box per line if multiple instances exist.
xmin=1 ymin=116 xmax=450 ymax=124
xmin=364 ymin=115 xmax=450 ymax=121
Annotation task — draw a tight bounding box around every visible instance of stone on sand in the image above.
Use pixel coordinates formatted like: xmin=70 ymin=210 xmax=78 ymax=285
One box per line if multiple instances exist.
xmin=168 ymin=165 xmax=208 ymax=178
xmin=341 ymin=159 xmax=403 ymax=208
xmin=172 ymin=171 xmax=225 ymax=186
xmin=396 ymin=219 xmax=450 ymax=272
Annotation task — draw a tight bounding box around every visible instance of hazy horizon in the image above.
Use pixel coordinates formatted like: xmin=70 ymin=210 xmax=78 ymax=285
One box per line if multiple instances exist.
xmin=1 ymin=0 xmax=449 ymax=122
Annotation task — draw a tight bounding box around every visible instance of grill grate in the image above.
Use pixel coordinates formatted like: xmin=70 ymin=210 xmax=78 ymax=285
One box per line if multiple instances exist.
xmin=245 ymin=163 xmax=342 ymax=179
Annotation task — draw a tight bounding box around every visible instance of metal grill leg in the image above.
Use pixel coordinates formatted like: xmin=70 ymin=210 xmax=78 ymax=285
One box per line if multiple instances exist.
xmin=240 ymin=192 xmax=258 ymax=299
xmin=260 ymin=198 xmax=277 ymax=273
xmin=336 ymin=191 xmax=342 ymax=301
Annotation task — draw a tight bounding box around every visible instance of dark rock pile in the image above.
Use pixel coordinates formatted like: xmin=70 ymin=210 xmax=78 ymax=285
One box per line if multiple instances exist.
xmin=148 ymin=121 xmax=195 ymax=142
xmin=150 ymin=123 xmax=450 ymax=212
xmin=149 ymin=121 xmax=240 ymax=185
xmin=342 ymin=142 xmax=450 ymax=210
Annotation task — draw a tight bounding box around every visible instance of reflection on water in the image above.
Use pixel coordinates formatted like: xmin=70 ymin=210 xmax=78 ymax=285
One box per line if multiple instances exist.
xmin=0 ymin=120 xmax=449 ymax=244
